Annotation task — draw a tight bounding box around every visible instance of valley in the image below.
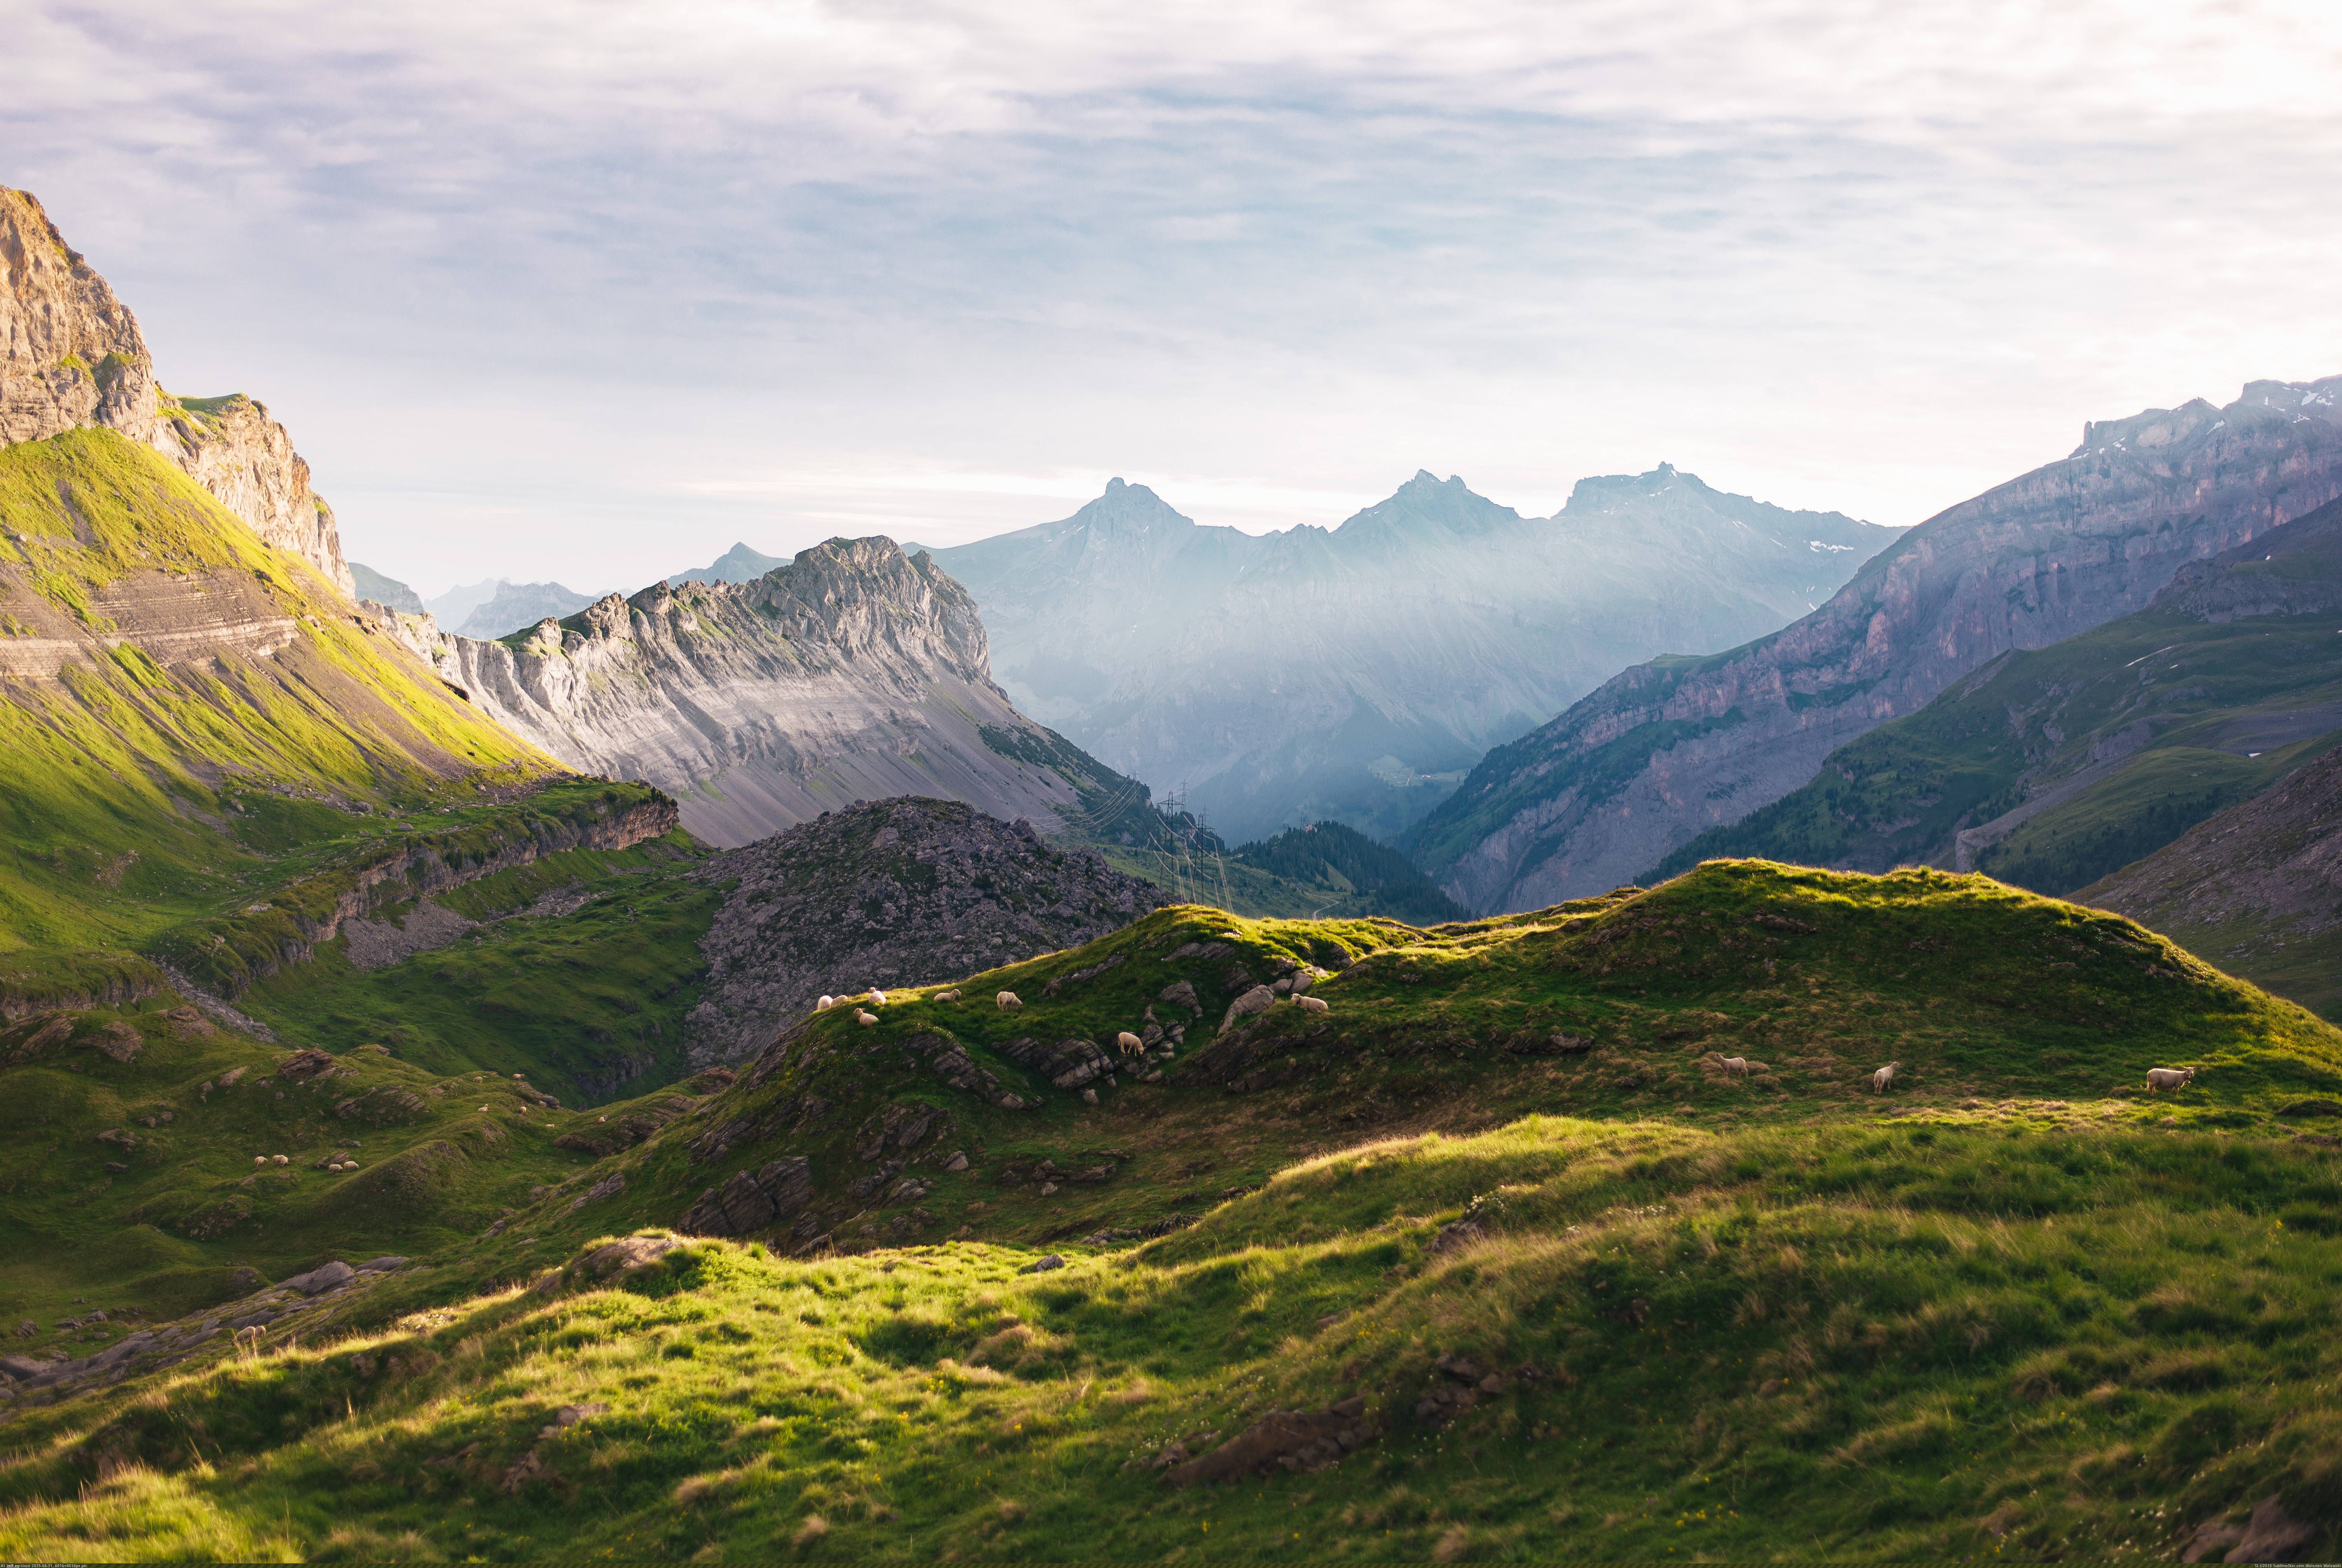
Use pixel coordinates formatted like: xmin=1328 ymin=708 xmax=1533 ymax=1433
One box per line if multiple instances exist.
xmin=5 ymin=175 xmax=2342 ymax=1563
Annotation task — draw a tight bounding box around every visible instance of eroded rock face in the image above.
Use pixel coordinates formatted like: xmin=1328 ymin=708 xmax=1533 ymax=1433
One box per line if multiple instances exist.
xmin=685 ymin=798 xmax=1163 ymax=1065
xmin=396 ymin=538 xmax=1152 ymax=849
xmin=0 ymin=188 xmax=354 ymax=595
xmin=1417 ymin=375 xmax=2342 ymax=910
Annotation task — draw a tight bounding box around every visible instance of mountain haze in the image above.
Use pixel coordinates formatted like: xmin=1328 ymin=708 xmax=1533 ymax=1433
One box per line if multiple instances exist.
xmin=454 ymin=580 xmax=598 ymax=640
xmin=925 ymin=468 xmax=1896 ymax=844
xmin=670 ymin=541 xmax=787 ymax=586
xmin=1414 ymin=376 xmax=2342 ymax=912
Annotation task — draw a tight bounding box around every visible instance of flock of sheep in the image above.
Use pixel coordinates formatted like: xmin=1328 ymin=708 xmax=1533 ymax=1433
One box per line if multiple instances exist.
xmin=810 ymin=986 xmax=2198 ymax=1101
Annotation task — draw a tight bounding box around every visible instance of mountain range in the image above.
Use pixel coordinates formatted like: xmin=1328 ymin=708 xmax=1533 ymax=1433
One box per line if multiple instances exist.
xmin=1411 ymin=376 xmax=2342 ymax=912
xmin=918 ymin=468 xmax=1899 ymax=844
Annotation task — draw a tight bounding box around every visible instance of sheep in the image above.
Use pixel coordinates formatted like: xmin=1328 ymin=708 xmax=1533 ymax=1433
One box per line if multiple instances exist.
xmin=272 ymin=1154 xmax=289 ymax=1165
xmin=936 ymin=989 xmax=962 ymax=1003
xmin=1116 ymin=1031 xmax=1145 ymax=1057
xmin=1295 ymin=995 xmax=1329 ymax=1014
xmin=817 ymin=995 xmax=836 ymax=1010
xmin=253 ymin=1155 xmax=267 ymax=1167
xmin=997 ymin=991 xmax=1022 ymax=1011
xmin=869 ymin=989 xmax=888 ymax=1005
xmin=855 ymin=1009 xmax=879 ymax=1027
xmin=1721 ymin=1055 xmax=1749 ymax=1076
xmin=2147 ymin=1066 xmax=2196 ymax=1093
xmin=1871 ymin=1062 xmax=1899 ymax=1093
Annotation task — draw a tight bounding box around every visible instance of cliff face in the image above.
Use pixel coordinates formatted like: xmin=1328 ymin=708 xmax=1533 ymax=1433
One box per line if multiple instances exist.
xmin=1412 ymin=376 xmax=2342 ymax=912
xmin=0 ymin=188 xmax=353 ymax=596
xmin=925 ymin=469 xmax=1899 ymax=844
xmin=406 ymin=537 xmax=1131 ymax=848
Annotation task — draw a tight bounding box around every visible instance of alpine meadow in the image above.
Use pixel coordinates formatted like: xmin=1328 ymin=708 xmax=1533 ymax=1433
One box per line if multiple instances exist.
xmin=6 ymin=7 xmax=2342 ymax=1563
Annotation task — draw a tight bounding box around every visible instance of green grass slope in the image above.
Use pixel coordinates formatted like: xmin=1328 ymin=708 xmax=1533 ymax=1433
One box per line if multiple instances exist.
xmin=0 ymin=996 xmax=743 ymax=1349
xmin=6 ymin=860 xmax=2342 ymax=1559
xmin=1652 ymin=498 xmax=2342 ymax=903
xmin=4 ymin=1117 xmax=2340 ymax=1559
xmin=0 ymin=428 xmax=564 ymax=998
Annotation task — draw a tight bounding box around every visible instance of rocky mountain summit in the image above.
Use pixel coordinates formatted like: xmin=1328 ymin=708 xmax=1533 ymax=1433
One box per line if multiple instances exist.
xmin=685 ymin=798 xmax=1164 ymax=1064
xmin=0 ymin=188 xmax=353 ymax=596
xmin=670 ymin=541 xmax=786 ymax=586
xmin=923 ymin=468 xmax=1897 ymax=843
xmin=1412 ymin=375 xmax=2342 ymax=911
xmin=393 ymin=538 xmax=1186 ymax=849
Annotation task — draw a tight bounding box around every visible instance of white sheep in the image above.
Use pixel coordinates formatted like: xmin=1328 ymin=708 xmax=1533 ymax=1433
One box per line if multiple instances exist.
xmin=1721 ymin=1056 xmax=1749 ymax=1076
xmin=997 ymin=991 xmax=1022 ymax=1011
xmin=1116 ymin=1031 xmax=1144 ymax=1056
xmin=817 ymin=995 xmax=835 ymax=1010
xmin=2146 ymin=1067 xmax=2196 ymax=1093
xmin=855 ymin=1009 xmax=879 ymax=1027
xmin=869 ymin=989 xmax=888 ymax=1005
xmin=273 ymin=1154 xmax=289 ymax=1165
xmin=253 ymin=1155 xmax=267 ymax=1167
xmin=1295 ymin=995 xmax=1329 ymax=1014
xmin=1871 ymin=1061 xmax=1900 ymax=1093
xmin=936 ymin=989 xmax=962 ymax=1002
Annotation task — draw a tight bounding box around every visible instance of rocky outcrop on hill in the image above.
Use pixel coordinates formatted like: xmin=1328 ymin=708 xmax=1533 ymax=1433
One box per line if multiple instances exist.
xmin=0 ymin=188 xmax=352 ymax=595
xmin=684 ymin=797 xmax=1164 ymax=1064
xmin=925 ymin=469 xmax=1897 ymax=844
xmin=1412 ymin=376 xmax=2342 ymax=911
xmin=402 ymin=537 xmax=1193 ymax=849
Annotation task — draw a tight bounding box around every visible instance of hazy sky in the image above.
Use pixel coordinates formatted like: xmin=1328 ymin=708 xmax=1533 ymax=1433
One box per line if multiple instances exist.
xmin=10 ymin=1 xmax=2342 ymax=595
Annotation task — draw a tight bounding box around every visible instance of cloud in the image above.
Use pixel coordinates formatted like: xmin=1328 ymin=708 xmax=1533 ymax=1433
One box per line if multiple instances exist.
xmin=6 ymin=0 xmax=2340 ymax=589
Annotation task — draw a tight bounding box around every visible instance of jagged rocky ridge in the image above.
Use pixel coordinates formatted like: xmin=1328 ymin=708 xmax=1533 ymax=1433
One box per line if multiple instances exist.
xmin=922 ymin=468 xmax=1899 ymax=843
xmin=390 ymin=538 xmax=1192 ymax=850
xmin=1412 ymin=376 xmax=2342 ymax=911
xmin=685 ymin=798 xmax=1164 ymax=1065
xmin=0 ymin=188 xmax=352 ymax=595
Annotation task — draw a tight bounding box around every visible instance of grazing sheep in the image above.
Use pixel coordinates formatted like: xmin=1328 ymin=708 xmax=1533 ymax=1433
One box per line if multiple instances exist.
xmin=1721 ymin=1056 xmax=1749 ymax=1076
xmin=2147 ymin=1067 xmax=2196 ymax=1093
xmin=855 ymin=1009 xmax=879 ymax=1027
xmin=273 ymin=1154 xmax=289 ymax=1165
xmin=817 ymin=995 xmax=836 ymax=1010
xmin=1295 ymin=995 xmax=1329 ymax=1014
xmin=253 ymin=1155 xmax=267 ymax=1167
xmin=1871 ymin=1062 xmax=1899 ymax=1093
xmin=1116 ymin=1031 xmax=1145 ymax=1056
xmin=937 ymin=989 xmax=962 ymax=1002
xmin=997 ymin=991 xmax=1022 ymax=1011
xmin=869 ymin=990 xmax=888 ymax=1005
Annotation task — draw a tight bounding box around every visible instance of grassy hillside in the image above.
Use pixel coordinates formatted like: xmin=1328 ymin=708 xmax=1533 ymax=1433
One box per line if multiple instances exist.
xmin=0 ymin=429 xmax=564 ymax=997
xmin=7 ymin=854 xmax=2342 ymax=1554
xmin=1225 ymin=821 xmax=1468 ymax=925
xmin=1653 ymin=499 xmax=2342 ymax=904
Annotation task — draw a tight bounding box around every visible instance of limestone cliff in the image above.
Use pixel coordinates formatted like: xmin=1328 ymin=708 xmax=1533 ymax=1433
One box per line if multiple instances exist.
xmin=403 ymin=537 xmax=1183 ymax=849
xmin=1412 ymin=375 xmax=2342 ymax=911
xmin=0 ymin=188 xmax=353 ymax=596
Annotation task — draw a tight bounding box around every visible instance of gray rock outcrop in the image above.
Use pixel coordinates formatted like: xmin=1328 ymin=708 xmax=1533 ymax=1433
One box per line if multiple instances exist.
xmin=1 ymin=188 xmax=354 ymax=596
xmin=686 ymin=797 xmax=1164 ymax=1063
xmin=399 ymin=539 xmax=1172 ymax=849
xmin=1414 ymin=375 xmax=2342 ymax=911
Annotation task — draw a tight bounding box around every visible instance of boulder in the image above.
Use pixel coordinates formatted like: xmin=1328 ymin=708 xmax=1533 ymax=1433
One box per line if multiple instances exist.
xmin=1163 ymin=1397 xmax=1373 ymax=1485
xmin=1158 ymin=979 xmax=1201 ymax=1013
xmin=281 ymin=1260 xmax=355 ymax=1296
xmin=1220 ymin=986 xmax=1276 ymax=1034
xmin=680 ymin=1156 xmax=814 ymax=1237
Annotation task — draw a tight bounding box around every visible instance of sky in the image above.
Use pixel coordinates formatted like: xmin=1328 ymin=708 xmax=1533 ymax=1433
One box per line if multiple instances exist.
xmin=9 ymin=1 xmax=2342 ymax=596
